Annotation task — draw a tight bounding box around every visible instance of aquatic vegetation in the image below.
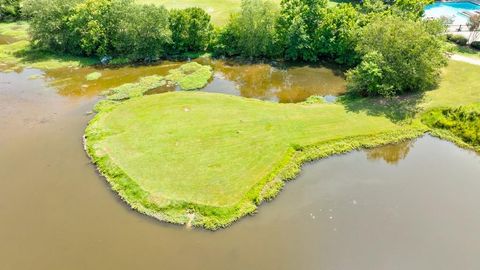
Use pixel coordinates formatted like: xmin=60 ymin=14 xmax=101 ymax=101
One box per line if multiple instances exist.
xmin=85 ymin=71 xmax=102 ymax=81
xmin=165 ymin=62 xmax=213 ymax=90
xmin=85 ymin=91 xmax=426 ymax=229
xmin=422 ymin=104 xmax=480 ymax=150
xmin=103 ymin=75 xmax=167 ymax=101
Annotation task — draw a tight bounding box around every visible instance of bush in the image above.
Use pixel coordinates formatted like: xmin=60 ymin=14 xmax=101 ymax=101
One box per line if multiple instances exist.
xmin=470 ymin=41 xmax=480 ymax=50
xmin=216 ymin=0 xmax=278 ymax=58
xmin=169 ymin=7 xmax=214 ymax=54
xmin=0 ymin=0 xmax=21 ymax=21
xmin=422 ymin=105 xmax=480 ymax=146
xmin=346 ymin=15 xmax=448 ymax=97
xmin=446 ymin=34 xmax=468 ymax=46
xmin=114 ymin=4 xmax=171 ymax=61
xmin=22 ymin=0 xmax=82 ymax=52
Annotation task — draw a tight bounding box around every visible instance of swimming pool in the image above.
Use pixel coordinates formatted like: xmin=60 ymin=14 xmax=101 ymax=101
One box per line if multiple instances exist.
xmin=424 ymin=1 xmax=480 ymax=25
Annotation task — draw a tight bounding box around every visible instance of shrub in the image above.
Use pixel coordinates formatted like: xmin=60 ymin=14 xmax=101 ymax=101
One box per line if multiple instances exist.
xmin=422 ymin=105 xmax=480 ymax=146
xmin=471 ymin=41 xmax=480 ymax=50
xmin=0 ymin=0 xmax=21 ymax=21
xmin=113 ymin=4 xmax=171 ymax=61
xmin=446 ymin=34 xmax=468 ymax=46
xmin=347 ymin=15 xmax=448 ymax=97
xmin=22 ymin=0 xmax=82 ymax=52
xmin=217 ymin=0 xmax=278 ymax=58
xmin=169 ymin=7 xmax=214 ymax=54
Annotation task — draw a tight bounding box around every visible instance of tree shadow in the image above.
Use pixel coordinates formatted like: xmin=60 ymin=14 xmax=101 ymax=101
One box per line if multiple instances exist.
xmin=14 ymin=46 xmax=97 ymax=67
xmin=340 ymin=92 xmax=425 ymax=123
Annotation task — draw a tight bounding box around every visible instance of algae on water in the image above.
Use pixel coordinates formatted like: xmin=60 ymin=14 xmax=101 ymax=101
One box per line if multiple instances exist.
xmin=166 ymin=62 xmax=213 ymax=90
xmin=103 ymin=75 xmax=167 ymax=101
xmin=86 ymin=71 xmax=102 ymax=81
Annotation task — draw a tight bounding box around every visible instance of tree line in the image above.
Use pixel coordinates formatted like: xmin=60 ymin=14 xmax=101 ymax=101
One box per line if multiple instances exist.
xmin=12 ymin=0 xmax=449 ymax=97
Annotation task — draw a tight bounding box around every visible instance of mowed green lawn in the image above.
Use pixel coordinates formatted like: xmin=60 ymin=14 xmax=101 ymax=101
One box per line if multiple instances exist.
xmin=86 ymin=91 xmax=424 ymax=228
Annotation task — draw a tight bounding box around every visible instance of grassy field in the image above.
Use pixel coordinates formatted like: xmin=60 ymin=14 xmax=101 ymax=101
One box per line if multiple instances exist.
xmin=86 ymin=92 xmax=426 ymax=229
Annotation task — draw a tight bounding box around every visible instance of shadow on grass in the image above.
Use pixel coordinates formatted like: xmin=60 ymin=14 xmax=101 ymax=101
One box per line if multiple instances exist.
xmin=340 ymin=92 xmax=425 ymax=123
xmin=14 ymin=46 xmax=97 ymax=67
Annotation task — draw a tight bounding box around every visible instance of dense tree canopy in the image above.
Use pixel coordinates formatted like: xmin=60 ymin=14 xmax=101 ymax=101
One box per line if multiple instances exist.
xmin=216 ymin=0 xmax=278 ymax=58
xmin=169 ymin=7 xmax=214 ymax=53
xmin=0 ymin=0 xmax=21 ymax=21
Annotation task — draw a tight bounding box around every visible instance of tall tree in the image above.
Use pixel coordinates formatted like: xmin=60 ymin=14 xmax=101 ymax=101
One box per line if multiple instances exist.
xmin=276 ymin=0 xmax=327 ymax=61
xmin=169 ymin=7 xmax=214 ymax=53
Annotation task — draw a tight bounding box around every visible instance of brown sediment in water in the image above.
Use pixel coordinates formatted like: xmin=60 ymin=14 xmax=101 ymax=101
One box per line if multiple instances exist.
xmin=39 ymin=58 xmax=346 ymax=102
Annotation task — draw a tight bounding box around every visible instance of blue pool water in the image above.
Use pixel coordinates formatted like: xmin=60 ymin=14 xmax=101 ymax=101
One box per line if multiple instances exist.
xmin=425 ymin=1 xmax=480 ymax=25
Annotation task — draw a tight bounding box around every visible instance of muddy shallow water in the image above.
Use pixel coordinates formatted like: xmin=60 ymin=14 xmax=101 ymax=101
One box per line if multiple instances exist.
xmin=38 ymin=58 xmax=346 ymax=102
xmin=2 ymin=69 xmax=480 ymax=269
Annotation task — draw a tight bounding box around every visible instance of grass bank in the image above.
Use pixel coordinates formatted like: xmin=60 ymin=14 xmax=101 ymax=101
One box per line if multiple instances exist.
xmin=84 ymin=59 xmax=480 ymax=229
xmin=85 ymin=92 xmax=426 ymax=229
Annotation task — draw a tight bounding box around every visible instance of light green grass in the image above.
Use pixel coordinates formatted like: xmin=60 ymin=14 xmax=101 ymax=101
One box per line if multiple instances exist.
xmin=165 ymin=62 xmax=213 ymax=90
xmin=0 ymin=22 xmax=97 ymax=71
xmin=85 ymin=92 xmax=426 ymax=229
xmin=422 ymin=60 xmax=480 ymax=109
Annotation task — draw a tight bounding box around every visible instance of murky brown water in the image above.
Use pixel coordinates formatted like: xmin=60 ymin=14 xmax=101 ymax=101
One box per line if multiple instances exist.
xmin=2 ymin=69 xmax=480 ymax=269
xmin=34 ymin=58 xmax=346 ymax=102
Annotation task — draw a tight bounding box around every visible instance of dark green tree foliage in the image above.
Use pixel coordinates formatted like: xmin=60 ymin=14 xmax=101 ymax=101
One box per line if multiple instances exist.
xmin=216 ymin=0 xmax=278 ymax=58
xmin=114 ymin=4 xmax=171 ymax=60
xmin=68 ymin=0 xmax=130 ymax=56
xmin=0 ymin=0 xmax=21 ymax=21
xmin=23 ymin=0 xmax=82 ymax=52
xmin=347 ymin=15 xmax=448 ymax=97
xmin=276 ymin=0 xmax=327 ymax=61
xmin=169 ymin=7 xmax=213 ymax=53
xmin=315 ymin=4 xmax=360 ymax=66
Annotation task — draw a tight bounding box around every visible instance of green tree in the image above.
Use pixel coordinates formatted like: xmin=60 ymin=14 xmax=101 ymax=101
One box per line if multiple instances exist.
xmin=347 ymin=15 xmax=448 ymax=97
xmin=0 ymin=0 xmax=21 ymax=21
xmin=218 ymin=0 xmax=278 ymax=58
xmin=315 ymin=4 xmax=360 ymax=66
xmin=68 ymin=0 xmax=131 ymax=56
xmin=114 ymin=4 xmax=171 ymax=61
xmin=276 ymin=0 xmax=327 ymax=61
xmin=22 ymin=0 xmax=82 ymax=52
xmin=169 ymin=7 xmax=213 ymax=53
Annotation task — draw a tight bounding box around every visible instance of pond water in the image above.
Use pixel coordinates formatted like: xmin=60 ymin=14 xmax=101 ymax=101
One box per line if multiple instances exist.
xmin=31 ymin=58 xmax=346 ymax=103
xmin=1 ymin=68 xmax=480 ymax=269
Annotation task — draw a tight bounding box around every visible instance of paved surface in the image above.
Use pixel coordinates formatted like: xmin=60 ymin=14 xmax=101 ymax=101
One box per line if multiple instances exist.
xmin=451 ymin=54 xmax=480 ymax=65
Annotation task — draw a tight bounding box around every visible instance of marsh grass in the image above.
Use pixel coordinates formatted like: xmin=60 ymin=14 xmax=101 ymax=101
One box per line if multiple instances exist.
xmin=422 ymin=104 xmax=480 ymax=150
